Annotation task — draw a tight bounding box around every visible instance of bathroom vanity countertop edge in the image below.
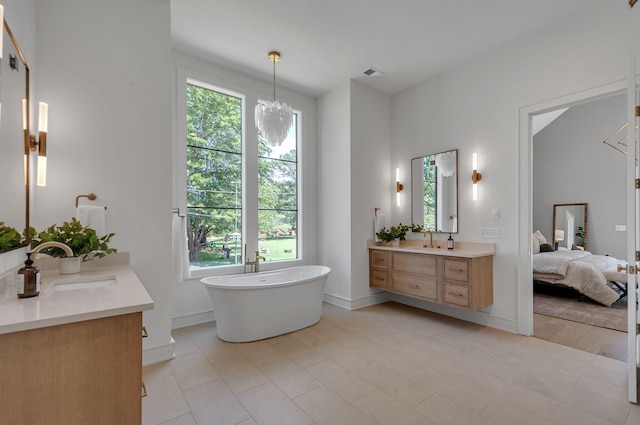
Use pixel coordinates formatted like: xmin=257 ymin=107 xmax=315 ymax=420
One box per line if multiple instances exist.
xmin=368 ymin=240 xmax=495 ymax=258
xmin=0 ymin=264 xmax=154 ymax=334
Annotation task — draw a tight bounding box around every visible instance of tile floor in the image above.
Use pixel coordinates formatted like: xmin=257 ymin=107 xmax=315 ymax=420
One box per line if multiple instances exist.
xmin=142 ymin=302 xmax=640 ymax=425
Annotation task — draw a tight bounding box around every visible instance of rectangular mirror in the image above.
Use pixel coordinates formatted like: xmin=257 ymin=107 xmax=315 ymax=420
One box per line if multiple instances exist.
xmin=411 ymin=149 xmax=458 ymax=233
xmin=553 ymin=203 xmax=588 ymax=250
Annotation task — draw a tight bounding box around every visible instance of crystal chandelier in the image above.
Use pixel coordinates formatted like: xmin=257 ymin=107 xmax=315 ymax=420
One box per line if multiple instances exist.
xmin=254 ymin=51 xmax=294 ymax=147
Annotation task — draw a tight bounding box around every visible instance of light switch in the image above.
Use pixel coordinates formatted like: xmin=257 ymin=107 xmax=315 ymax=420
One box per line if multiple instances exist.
xmin=615 ymin=225 xmax=626 ymax=231
xmin=491 ymin=208 xmax=500 ymax=220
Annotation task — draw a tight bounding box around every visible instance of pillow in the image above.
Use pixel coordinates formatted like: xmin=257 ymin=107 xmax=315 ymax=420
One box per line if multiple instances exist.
xmin=532 ymin=235 xmax=540 ymax=254
xmin=540 ymin=243 xmax=554 ymax=252
xmin=532 ymin=230 xmax=547 ymax=245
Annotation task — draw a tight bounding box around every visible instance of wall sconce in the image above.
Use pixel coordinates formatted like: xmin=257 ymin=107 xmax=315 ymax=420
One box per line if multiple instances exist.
xmin=471 ymin=153 xmax=482 ymax=201
xmin=396 ymin=168 xmax=404 ymax=206
xmin=22 ymin=99 xmax=49 ymax=186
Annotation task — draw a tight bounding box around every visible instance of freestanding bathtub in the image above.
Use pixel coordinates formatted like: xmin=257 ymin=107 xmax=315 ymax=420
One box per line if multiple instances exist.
xmin=201 ymin=265 xmax=331 ymax=342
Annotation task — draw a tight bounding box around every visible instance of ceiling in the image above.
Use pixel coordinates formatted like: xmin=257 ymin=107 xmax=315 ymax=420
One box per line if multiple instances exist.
xmin=171 ymin=0 xmax=605 ymax=97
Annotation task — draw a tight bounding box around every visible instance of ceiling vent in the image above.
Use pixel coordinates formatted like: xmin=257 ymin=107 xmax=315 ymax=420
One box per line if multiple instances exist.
xmin=363 ymin=67 xmax=384 ymax=77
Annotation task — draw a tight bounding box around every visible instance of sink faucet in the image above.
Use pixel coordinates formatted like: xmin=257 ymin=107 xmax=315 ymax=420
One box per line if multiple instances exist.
xmin=244 ymin=244 xmax=266 ymax=273
xmin=30 ymin=241 xmax=74 ymax=258
xmin=423 ymin=230 xmax=434 ymax=248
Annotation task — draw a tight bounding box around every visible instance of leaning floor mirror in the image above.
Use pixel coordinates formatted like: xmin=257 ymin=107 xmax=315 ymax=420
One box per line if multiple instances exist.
xmin=553 ymin=203 xmax=588 ymax=251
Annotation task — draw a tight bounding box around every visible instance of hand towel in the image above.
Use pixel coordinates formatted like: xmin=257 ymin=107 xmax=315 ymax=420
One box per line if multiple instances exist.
xmin=374 ymin=213 xmax=386 ymax=242
xmin=76 ymin=205 xmax=106 ymax=236
xmin=173 ymin=213 xmax=191 ymax=281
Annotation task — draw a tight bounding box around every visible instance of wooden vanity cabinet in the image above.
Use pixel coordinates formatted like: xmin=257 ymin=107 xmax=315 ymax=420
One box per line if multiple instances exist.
xmin=369 ymin=249 xmax=493 ymax=311
xmin=0 ymin=312 xmax=143 ymax=425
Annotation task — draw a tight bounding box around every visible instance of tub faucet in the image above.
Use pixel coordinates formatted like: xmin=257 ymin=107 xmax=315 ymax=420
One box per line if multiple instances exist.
xmin=244 ymin=245 xmax=266 ymax=273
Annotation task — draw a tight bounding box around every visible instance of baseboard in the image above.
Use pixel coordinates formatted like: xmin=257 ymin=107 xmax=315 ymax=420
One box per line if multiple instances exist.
xmin=389 ymin=294 xmax=518 ymax=333
xmin=323 ymin=291 xmax=391 ymax=310
xmin=143 ymin=337 xmax=176 ymax=366
xmin=172 ymin=310 xmax=215 ymax=330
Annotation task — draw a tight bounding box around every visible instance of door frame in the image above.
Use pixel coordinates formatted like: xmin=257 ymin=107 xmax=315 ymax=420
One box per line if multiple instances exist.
xmin=517 ymin=79 xmax=628 ymax=336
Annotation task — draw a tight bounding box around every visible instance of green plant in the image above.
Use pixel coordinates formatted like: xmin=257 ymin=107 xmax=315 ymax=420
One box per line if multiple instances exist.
xmin=0 ymin=222 xmax=23 ymax=253
xmin=376 ymin=224 xmax=410 ymax=242
xmin=31 ymin=218 xmax=116 ymax=261
xmin=575 ymin=226 xmax=584 ymax=240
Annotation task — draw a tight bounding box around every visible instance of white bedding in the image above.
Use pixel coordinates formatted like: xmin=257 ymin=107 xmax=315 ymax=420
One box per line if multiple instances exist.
xmin=533 ymin=250 xmax=624 ymax=307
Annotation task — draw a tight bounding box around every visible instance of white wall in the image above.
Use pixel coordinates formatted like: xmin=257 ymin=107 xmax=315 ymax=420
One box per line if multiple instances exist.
xmin=533 ymin=94 xmax=627 ymax=259
xmin=33 ymin=0 xmax=174 ymax=364
xmin=389 ymin=3 xmax=639 ymax=332
xmin=170 ymin=50 xmax=319 ymax=328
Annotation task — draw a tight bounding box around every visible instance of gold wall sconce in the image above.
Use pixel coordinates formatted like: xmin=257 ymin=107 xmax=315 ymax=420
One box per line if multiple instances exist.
xmin=472 ymin=153 xmax=482 ymax=201
xmin=22 ymin=100 xmax=49 ymax=186
xmin=396 ymin=168 xmax=404 ymax=206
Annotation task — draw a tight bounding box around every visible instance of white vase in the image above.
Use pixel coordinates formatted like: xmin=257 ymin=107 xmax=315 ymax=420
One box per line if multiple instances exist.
xmin=391 ymin=239 xmax=400 ymax=247
xmin=59 ymin=256 xmax=82 ymax=274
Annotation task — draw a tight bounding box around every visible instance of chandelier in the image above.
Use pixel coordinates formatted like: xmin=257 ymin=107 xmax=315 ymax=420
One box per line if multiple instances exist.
xmin=254 ymin=51 xmax=294 ymax=147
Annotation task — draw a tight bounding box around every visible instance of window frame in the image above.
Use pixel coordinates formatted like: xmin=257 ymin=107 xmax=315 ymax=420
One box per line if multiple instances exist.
xmin=175 ymin=66 xmax=304 ymax=279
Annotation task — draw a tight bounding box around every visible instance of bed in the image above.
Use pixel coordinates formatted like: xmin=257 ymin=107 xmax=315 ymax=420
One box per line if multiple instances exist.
xmin=532 ymin=231 xmax=627 ymax=307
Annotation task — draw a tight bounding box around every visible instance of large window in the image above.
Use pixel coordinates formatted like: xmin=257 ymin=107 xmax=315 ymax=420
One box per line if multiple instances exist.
xmin=185 ymin=78 xmax=300 ymax=270
xmin=186 ymin=81 xmax=243 ymax=267
xmin=258 ymin=118 xmax=298 ymax=261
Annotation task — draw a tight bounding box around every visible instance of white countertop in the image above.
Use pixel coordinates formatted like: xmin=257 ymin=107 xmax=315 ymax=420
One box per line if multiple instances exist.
xmin=0 ymin=262 xmax=154 ymax=335
xmin=368 ymin=240 xmax=495 ymax=258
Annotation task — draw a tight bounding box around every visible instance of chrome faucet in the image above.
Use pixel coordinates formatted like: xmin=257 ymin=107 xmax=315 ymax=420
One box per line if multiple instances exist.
xmin=423 ymin=230 xmax=434 ymax=248
xmin=244 ymin=244 xmax=266 ymax=273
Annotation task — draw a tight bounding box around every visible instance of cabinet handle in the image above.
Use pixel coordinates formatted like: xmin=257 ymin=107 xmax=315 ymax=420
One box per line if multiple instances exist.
xmin=141 ymin=381 xmax=148 ymax=397
xmin=449 ymin=268 xmax=465 ymax=272
xmin=447 ymin=292 xmax=464 ymax=297
xmin=410 ymin=284 xmax=420 ymax=288
xmin=142 ymin=326 xmax=148 ymax=338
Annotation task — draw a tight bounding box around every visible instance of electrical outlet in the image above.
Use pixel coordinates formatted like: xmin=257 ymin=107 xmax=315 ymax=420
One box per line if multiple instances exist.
xmin=480 ymin=228 xmax=499 ymax=239
xmin=491 ymin=208 xmax=500 ymax=220
xmin=615 ymin=225 xmax=627 ymax=231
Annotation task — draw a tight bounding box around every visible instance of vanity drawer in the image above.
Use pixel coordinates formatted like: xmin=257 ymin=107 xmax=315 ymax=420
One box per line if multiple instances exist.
xmin=370 ymin=250 xmax=389 ymax=269
xmin=370 ymin=269 xmax=389 ymax=289
xmin=443 ymin=282 xmax=470 ymax=307
xmin=392 ymin=274 xmax=438 ymax=301
xmin=392 ymin=253 xmax=437 ymax=276
xmin=443 ymin=258 xmax=469 ymax=282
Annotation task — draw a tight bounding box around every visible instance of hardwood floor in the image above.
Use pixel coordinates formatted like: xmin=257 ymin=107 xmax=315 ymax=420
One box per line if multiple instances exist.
xmin=534 ymin=313 xmax=627 ymax=362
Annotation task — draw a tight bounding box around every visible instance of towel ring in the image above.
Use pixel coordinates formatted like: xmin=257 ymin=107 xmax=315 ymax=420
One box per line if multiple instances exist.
xmin=75 ymin=193 xmax=107 ymax=209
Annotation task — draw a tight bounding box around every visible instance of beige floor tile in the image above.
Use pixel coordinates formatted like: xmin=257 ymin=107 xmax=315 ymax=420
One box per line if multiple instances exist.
xmin=173 ymin=337 xmax=202 ymax=358
xmin=317 ymin=325 xmax=369 ymax=349
xmin=183 ymin=379 xmax=250 ymax=425
xmin=355 ymin=362 xmax=433 ymax=406
xmin=415 ymin=393 xmax=499 ymax=425
xmin=236 ymin=339 xmax=284 ymax=365
xmin=142 ymin=375 xmax=191 ymax=425
xmin=293 ymin=386 xmax=378 ymax=425
xmin=170 ymin=351 xmax=220 ymax=390
xmin=575 ymin=374 xmax=629 ymax=402
xmin=306 ymin=359 xmax=376 ymax=402
xmin=459 ymin=369 xmax=560 ymax=421
xmin=351 ymin=389 xmax=437 ymax=425
xmin=271 ymin=338 xmax=328 ymax=369
xmin=538 ymin=351 xmax=629 ymax=389
xmin=626 ymin=403 xmax=640 ymax=425
xmin=143 ymin=360 xmax=174 ymax=383
xmin=235 ymin=419 xmax=258 ymax=425
xmin=314 ymin=340 xmax=373 ymax=371
xmin=194 ymin=335 xmax=243 ymax=364
xmin=355 ymin=341 xmax=423 ymax=376
xmin=479 ymin=401 xmax=557 ymax=425
xmin=158 ymin=414 xmax=197 ymax=425
xmin=514 ymin=373 xmax=629 ymax=425
xmin=552 ymin=403 xmax=622 ymax=425
xmin=237 ymin=382 xmax=314 ymax=425
xmin=212 ymin=354 xmax=270 ymax=394
xmin=408 ymin=365 xmax=493 ymax=413
xmin=291 ymin=327 xmax=332 ymax=347
xmin=258 ymin=356 xmax=322 ymax=398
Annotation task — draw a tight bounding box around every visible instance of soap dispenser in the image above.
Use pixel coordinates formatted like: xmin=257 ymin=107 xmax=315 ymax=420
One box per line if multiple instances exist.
xmin=17 ymin=253 xmax=40 ymax=298
xmin=447 ymin=233 xmax=454 ymax=250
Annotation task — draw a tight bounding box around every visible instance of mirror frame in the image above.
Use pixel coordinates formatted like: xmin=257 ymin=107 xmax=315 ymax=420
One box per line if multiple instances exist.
xmin=553 ymin=202 xmax=588 ymax=251
xmin=411 ymin=149 xmax=459 ymax=233
xmin=2 ymin=17 xmax=31 ymax=244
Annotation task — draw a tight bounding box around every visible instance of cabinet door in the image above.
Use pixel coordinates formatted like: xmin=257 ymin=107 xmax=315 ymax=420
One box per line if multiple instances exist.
xmin=443 ymin=258 xmax=469 ymax=282
xmin=370 ymin=269 xmax=389 ymax=289
xmin=392 ymin=274 xmax=438 ymax=301
xmin=443 ymin=282 xmax=470 ymax=307
xmin=392 ymin=253 xmax=437 ymax=276
xmin=370 ymin=250 xmax=389 ymax=269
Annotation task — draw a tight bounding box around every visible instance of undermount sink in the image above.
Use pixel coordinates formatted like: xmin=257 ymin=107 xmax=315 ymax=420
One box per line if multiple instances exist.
xmin=49 ymin=274 xmax=117 ymax=291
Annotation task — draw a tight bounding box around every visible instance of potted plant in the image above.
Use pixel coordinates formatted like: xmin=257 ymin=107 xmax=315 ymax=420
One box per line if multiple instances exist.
xmin=376 ymin=223 xmax=410 ymax=246
xmin=0 ymin=222 xmax=24 ymax=254
xmin=31 ymin=218 xmax=116 ymax=274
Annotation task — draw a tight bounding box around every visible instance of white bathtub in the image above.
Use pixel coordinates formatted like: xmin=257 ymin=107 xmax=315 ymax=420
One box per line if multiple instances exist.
xmin=201 ymin=265 xmax=331 ymax=342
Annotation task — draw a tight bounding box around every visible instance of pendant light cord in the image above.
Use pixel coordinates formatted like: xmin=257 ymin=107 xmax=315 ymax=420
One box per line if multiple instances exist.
xmin=272 ymin=59 xmax=277 ymax=101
